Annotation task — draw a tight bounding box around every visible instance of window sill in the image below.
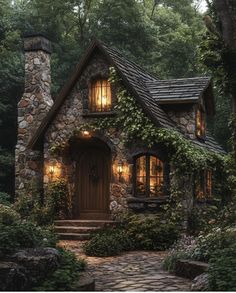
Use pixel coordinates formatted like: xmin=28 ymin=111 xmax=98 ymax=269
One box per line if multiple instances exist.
xmin=82 ymin=111 xmax=116 ymax=118
xmin=196 ymin=197 xmax=220 ymax=205
xmin=127 ymin=196 xmax=168 ymax=212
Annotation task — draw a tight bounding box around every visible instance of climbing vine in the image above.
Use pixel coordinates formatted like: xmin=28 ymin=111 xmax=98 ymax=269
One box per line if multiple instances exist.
xmin=50 ymin=67 xmax=225 ymax=175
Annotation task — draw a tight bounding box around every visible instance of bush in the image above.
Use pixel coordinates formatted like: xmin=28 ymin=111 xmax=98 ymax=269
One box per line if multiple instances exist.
xmin=208 ymin=245 xmax=236 ymax=291
xmin=192 ymin=227 xmax=236 ymax=262
xmin=46 ymin=180 xmax=69 ymax=220
xmin=0 ymin=221 xmax=57 ymax=254
xmin=83 ymin=228 xmax=124 ymax=256
xmin=14 ymin=194 xmax=36 ymax=219
xmin=0 ymin=192 xmax=11 ymax=205
xmin=125 ymin=214 xmax=180 ymax=250
xmin=33 ymin=248 xmax=86 ymax=291
xmin=84 ymin=214 xmax=181 ymax=256
xmin=0 ymin=204 xmax=20 ymax=225
xmin=163 ymin=235 xmax=197 ymax=272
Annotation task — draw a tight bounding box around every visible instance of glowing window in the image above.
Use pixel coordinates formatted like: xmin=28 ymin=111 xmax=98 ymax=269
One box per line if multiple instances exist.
xmin=196 ymin=170 xmax=213 ymax=200
xmin=135 ymin=155 xmax=164 ymax=197
xmin=196 ymin=108 xmax=206 ymax=138
xmin=89 ymin=79 xmax=112 ymax=112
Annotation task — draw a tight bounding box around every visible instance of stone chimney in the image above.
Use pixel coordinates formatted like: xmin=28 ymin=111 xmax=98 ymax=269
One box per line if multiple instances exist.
xmin=15 ymin=33 xmax=53 ymax=195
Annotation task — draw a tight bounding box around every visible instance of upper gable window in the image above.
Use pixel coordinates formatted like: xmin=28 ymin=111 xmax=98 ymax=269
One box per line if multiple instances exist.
xmin=89 ymin=79 xmax=112 ymax=112
xmin=196 ymin=107 xmax=206 ymax=139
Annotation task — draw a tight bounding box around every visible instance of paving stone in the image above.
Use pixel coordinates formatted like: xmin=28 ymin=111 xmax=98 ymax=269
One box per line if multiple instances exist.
xmin=59 ymin=240 xmax=191 ymax=292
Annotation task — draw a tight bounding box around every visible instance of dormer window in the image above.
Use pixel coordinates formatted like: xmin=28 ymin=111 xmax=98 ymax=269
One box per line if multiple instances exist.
xmin=196 ymin=107 xmax=206 ymax=139
xmin=89 ymin=79 xmax=112 ymax=112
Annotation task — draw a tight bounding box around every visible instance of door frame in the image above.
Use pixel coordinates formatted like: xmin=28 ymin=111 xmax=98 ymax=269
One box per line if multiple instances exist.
xmin=74 ymin=142 xmax=111 ymax=220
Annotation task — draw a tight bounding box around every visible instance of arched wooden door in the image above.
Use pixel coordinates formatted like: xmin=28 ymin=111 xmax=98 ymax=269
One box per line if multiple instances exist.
xmin=75 ymin=147 xmax=110 ymax=219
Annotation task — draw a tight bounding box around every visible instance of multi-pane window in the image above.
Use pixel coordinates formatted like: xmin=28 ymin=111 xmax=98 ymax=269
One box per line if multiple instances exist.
xmin=135 ymin=155 xmax=164 ymax=197
xmin=89 ymin=79 xmax=112 ymax=112
xmin=196 ymin=108 xmax=206 ymax=138
xmin=196 ymin=170 xmax=213 ymax=200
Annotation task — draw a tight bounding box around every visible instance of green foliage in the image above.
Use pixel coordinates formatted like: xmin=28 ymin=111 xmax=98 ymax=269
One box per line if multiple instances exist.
xmin=187 ymin=204 xmax=220 ymax=235
xmin=0 ymin=192 xmax=11 ymax=205
xmin=125 ymin=214 xmax=180 ymax=250
xmin=84 ymin=214 xmax=180 ymax=256
xmin=208 ymin=244 xmax=236 ymax=291
xmin=15 ymin=179 xmax=69 ymax=225
xmin=162 ymin=235 xmax=196 ymax=272
xmin=0 ymin=203 xmax=20 ymax=225
xmin=46 ymin=179 xmax=70 ymax=220
xmin=192 ymin=227 xmax=236 ymax=262
xmin=83 ymin=228 xmax=124 ymax=257
xmin=0 ymin=220 xmax=57 ymax=254
xmin=33 ymin=248 xmax=86 ymax=291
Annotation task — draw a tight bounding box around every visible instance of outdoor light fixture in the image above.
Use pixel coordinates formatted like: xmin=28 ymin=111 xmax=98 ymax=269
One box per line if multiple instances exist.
xmin=117 ymin=160 xmax=124 ymax=181
xmin=82 ymin=130 xmax=91 ymax=137
xmin=49 ymin=165 xmax=55 ymax=176
xmin=48 ymin=159 xmax=57 ymax=181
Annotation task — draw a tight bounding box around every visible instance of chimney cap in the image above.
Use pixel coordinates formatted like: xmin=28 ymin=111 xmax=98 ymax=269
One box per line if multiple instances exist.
xmin=23 ymin=32 xmax=52 ymax=54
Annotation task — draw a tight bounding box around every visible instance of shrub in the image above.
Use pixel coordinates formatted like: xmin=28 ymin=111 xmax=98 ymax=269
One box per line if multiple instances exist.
xmin=84 ymin=214 xmax=181 ymax=256
xmin=208 ymin=245 xmax=236 ymax=291
xmin=46 ymin=179 xmax=69 ymax=220
xmin=192 ymin=227 xmax=236 ymax=262
xmin=163 ymin=235 xmax=197 ymax=272
xmin=187 ymin=204 xmax=219 ymax=235
xmin=0 ymin=204 xmax=20 ymax=225
xmin=0 ymin=221 xmax=57 ymax=254
xmin=33 ymin=248 xmax=86 ymax=291
xmin=83 ymin=228 xmax=124 ymax=256
xmin=126 ymin=215 xmax=180 ymax=250
xmin=0 ymin=192 xmax=11 ymax=205
xmin=14 ymin=194 xmax=36 ymax=219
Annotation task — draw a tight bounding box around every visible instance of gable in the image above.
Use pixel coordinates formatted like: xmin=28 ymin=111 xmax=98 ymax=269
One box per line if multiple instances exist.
xmin=28 ymin=39 xmax=224 ymax=154
xmin=29 ymin=39 xmax=176 ymax=149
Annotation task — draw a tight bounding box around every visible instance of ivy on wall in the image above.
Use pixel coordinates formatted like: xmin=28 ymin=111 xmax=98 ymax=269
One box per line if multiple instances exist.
xmin=50 ymin=67 xmax=225 ymax=176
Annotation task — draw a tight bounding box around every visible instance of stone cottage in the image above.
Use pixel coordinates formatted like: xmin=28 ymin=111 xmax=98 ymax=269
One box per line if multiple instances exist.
xmin=15 ymin=34 xmax=224 ymax=236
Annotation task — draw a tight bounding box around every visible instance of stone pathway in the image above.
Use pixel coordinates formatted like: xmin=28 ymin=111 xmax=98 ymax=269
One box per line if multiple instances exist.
xmin=59 ymin=241 xmax=191 ymax=291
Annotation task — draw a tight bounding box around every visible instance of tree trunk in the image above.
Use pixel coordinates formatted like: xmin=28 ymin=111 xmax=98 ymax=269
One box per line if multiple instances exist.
xmin=214 ymin=0 xmax=236 ymax=113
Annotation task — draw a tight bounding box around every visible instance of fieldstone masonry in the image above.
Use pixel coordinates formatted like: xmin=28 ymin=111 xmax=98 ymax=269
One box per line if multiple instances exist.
xmin=15 ymin=35 xmax=195 ymax=218
xmin=15 ymin=34 xmax=53 ymax=194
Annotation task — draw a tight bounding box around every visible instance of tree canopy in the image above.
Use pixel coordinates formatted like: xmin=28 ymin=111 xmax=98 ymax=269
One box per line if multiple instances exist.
xmin=0 ymin=0 xmax=233 ymax=195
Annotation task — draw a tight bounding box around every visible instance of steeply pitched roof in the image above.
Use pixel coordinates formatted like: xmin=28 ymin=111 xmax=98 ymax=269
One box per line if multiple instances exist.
xmin=146 ymin=77 xmax=210 ymax=103
xmin=146 ymin=77 xmax=215 ymax=115
xmin=29 ymin=39 xmax=224 ymax=154
xmin=29 ymin=39 xmax=175 ymax=148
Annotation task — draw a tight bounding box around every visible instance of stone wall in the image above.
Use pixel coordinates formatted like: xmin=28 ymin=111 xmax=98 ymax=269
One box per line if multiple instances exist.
xmin=15 ymin=35 xmax=53 ymax=195
xmin=165 ymin=105 xmax=196 ymax=139
xmin=43 ymin=51 xmax=134 ymax=218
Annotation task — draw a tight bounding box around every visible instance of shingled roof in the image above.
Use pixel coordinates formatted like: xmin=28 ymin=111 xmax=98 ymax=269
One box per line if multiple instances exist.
xmin=146 ymin=77 xmax=215 ymax=115
xmin=29 ymin=39 xmax=224 ymax=154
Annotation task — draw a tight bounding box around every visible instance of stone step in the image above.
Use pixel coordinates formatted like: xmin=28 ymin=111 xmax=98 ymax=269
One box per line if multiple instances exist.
xmin=55 ymin=226 xmax=100 ymax=234
xmin=54 ymin=219 xmax=117 ymax=227
xmin=57 ymin=233 xmax=91 ymax=241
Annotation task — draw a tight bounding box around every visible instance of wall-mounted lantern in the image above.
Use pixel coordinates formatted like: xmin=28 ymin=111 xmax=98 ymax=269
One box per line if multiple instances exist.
xmin=49 ymin=159 xmax=57 ymax=181
xmin=81 ymin=130 xmax=91 ymax=138
xmin=117 ymin=160 xmax=124 ymax=181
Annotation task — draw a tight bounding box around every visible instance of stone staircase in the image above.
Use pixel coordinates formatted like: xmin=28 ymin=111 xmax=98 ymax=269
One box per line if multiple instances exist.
xmin=54 ymin=219 xmax=117 ymax=240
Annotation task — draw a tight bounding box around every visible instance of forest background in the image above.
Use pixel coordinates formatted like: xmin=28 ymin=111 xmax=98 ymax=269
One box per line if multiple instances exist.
xmin=0 ymin=0 xmax=233 ymax=196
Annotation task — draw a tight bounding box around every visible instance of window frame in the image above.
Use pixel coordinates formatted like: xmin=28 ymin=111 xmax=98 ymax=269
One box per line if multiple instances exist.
xmin=196 ymin=106 xmax=206 ymax=140
xmin=89 ymin=78 xmax=112 ymax=113
xmin=195 ymin=169 xmax=213 ymax=201
xmin=133 ymin=153 xmax=168 ymax=198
